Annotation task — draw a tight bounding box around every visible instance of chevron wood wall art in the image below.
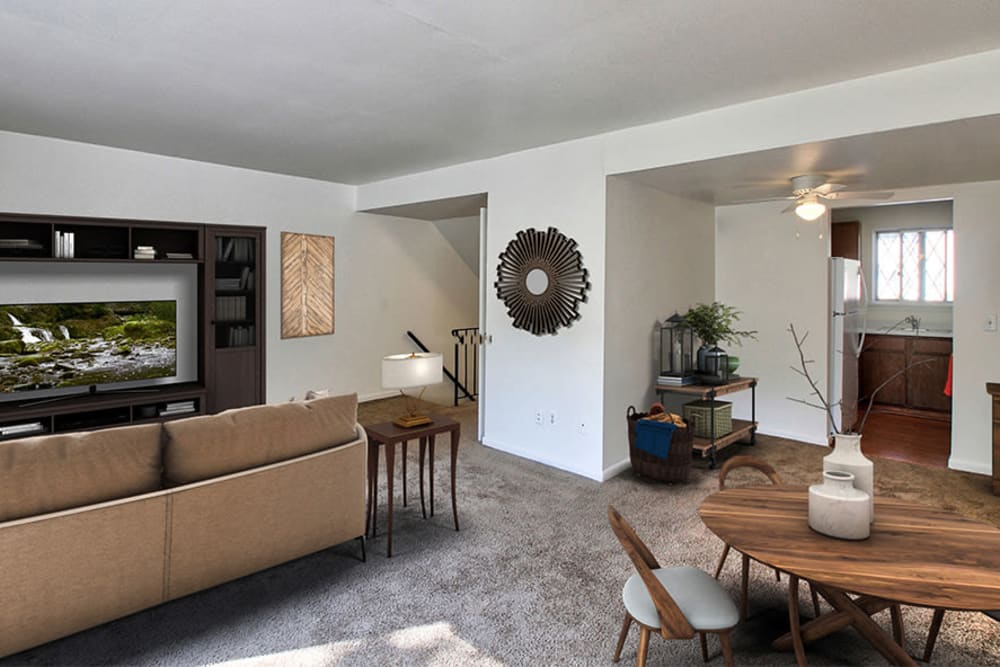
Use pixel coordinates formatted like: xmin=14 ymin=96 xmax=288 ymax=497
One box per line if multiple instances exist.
xmin=281 ymin=232 xmax=335 ymax=338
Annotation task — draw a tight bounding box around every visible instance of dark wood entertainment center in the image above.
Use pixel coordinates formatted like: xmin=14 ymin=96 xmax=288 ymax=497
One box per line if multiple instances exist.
xmin=0 ymin=212 xmax=265 ymax=439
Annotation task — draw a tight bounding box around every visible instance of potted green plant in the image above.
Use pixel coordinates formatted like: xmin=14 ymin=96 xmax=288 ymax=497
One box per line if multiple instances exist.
xmin=682 ymin=302 xmax=757 ymax=381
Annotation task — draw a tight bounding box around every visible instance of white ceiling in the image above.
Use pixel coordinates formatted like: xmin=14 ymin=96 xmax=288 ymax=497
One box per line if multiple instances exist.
xmin=621 ymin=114 xmax=1000 ymax=204
xmin=3 ymin=1 xmax=1000 ymax=185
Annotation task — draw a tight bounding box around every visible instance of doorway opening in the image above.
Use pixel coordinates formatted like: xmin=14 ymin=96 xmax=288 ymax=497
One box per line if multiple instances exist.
xmin=831 ymin=200 xmax=953 ymax=468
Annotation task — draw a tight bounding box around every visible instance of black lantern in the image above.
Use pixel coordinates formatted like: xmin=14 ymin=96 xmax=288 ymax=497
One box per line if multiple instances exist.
xmin=700 ymin=347 xmax=730 ymax=385
xmin=659 ymin=313 xmax=695 ymax=378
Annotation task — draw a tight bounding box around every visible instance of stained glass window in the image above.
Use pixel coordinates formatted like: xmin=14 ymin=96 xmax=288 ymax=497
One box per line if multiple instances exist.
xmin=874 ymin=228 xmax=954 ymax=302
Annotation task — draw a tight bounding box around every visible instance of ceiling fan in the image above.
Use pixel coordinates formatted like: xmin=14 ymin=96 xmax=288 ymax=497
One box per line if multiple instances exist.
xmin=734 ymin=174 xmax=894 ymax=221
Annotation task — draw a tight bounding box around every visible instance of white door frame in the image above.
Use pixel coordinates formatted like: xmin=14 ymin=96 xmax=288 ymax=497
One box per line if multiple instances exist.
xmin=477 ymin=206 xmax=488 ymax=442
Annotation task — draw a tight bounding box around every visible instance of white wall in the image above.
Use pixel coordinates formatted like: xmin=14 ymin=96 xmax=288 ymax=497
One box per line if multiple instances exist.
xmin=715 ymin=202 xmax=831 ymax=445
xmin=0 ymin=130 xmax=477 ymax=406
xmin=432 ymin=215 xmax=480 ymax=277
xmin=602 ymin=177 xmax=714 ymax=475
xmin=478 ymin=138 xmax=608 ymax=480
xmin=832 ymin=201 xmax=953 ymax=331
xmin=355 ymin=50 xmax=1000 ymax=479
xmin=947 ymin=181 xmax=1000 ymax=474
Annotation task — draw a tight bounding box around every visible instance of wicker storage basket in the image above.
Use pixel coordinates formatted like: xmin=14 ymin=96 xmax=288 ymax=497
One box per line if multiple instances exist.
xmin=626 ymin=406 xmax=693 ymax=483
xmin=683 ymin=399 xmax=733 ymax=438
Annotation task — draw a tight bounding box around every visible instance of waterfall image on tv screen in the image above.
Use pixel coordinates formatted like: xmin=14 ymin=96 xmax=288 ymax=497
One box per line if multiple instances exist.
xmin=0 ymin=301 xmax=177 ymax=394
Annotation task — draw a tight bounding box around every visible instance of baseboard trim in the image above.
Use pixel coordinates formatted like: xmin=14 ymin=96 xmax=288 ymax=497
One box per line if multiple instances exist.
xmin=358 ymin=390 xmax=399 ymax=403
xmin=756 ymin=426 xmax=828 ymax=447
xmin=481 ymin=437 xmax=602 ymax=481
xmin=947 ymin=456 xmax=992 ymax=476
xmin=603 ymin=458 xmax=632 ymax=481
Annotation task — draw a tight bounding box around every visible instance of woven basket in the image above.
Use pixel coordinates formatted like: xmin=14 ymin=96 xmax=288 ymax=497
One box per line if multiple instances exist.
xmin=683 ymin=399 xmax=733 ymax=438
xmin=626 ymin=405 xmax=693 ymax=483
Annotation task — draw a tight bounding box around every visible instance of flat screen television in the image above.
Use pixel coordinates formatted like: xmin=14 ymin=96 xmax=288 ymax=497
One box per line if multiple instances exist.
xmin=0 ymin=300 xmax=177 ymax=403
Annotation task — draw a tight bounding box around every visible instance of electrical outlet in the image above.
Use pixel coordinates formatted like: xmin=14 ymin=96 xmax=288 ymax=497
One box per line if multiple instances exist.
xmin=986 ymin=313 xmax=998 ymax=332
xmin=534 ymin=411 xmax=544 ymax=425
xmin=578 ymin=420 xmax=587 ymax=435
xmin=549 ymin=412 xmax=557 ymax=426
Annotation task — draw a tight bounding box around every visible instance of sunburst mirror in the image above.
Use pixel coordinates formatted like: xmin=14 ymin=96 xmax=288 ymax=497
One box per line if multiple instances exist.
xmin=494 ymin=227 xmax=590 ymax=336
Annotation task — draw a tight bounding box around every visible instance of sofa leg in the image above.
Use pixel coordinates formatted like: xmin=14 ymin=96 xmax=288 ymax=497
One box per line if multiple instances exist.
xmin=357 ymin=535 xmax=366 ymax=563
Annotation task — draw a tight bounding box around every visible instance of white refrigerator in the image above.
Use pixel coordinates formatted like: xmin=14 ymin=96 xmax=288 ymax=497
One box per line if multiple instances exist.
xmin=829 ymin=257 xmax=867 ymax=435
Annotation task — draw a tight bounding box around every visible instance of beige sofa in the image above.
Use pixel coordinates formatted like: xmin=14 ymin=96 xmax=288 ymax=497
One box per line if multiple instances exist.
xmin=0 ymin=393 xmax=367 ymax=658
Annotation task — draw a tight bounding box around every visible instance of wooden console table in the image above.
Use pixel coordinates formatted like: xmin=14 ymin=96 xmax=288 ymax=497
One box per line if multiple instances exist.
xmin=989 ymin=382 xmax=1000 ymax=495
xmin=655 ymin=377 xmax=757 ymax=468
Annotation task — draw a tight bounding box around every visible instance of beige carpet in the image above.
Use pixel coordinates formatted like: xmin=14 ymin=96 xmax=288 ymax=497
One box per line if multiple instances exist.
xmin=5 ymin=396 xmax=999 ymax=666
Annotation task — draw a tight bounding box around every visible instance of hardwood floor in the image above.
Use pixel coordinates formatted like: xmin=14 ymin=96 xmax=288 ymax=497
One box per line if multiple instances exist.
xmin=857 ymin=409 xmax=951 ymax=468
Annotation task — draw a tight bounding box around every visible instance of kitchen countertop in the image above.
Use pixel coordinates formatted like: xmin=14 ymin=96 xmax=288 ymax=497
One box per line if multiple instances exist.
xmin=865 ymin=327 xmax=953 ymax=338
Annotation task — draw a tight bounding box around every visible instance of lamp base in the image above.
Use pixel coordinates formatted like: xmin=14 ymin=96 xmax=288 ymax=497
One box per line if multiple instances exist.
xmin=392 ymin=413 xmax=433 ymax=428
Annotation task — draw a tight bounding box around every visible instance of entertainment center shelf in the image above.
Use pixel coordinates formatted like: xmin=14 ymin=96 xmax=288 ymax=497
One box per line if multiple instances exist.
xmin=0 ymin=212 xmax=266 ymax=431
xmin=0 ymin=383 xmax=207 ymax=441
xmin=0 ymin=213 xmax=203 ymax=261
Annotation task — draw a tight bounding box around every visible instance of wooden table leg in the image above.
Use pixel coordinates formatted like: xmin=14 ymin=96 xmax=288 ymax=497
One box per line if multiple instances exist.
xmin=402 ymin=440 xmax=408 ymax=507
xmin=812 ymin=584 xmax=915 ymax=666
xmin=429 ymin=434 xmax=436 ymax=517
xmin=450 ymin=424 xmax=460 ymax=531
xmin=385 ymin=441 xmax=395 ymax=558
xmin=787 ymin=574 xmax=808 ymax=667
xmin=419 ymin=436 xmax=427 ymax=519
xmin=774 ymin=595 xmax=893 ymax=650
xmin=367 ymin=440 xmax=379 ymax=537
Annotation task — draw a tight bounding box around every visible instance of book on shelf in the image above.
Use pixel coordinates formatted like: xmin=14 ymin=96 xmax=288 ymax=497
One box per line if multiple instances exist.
xmin=159 ymin=400 xmax=197 ymax=416
xmin=133 ymin=245 xmax=156 ymax=260
xmin=657 ymin=374 xmax=696 ymax=386
xmin=218 ymin=237 xmax=254 ymax=263
xmin=165 ymin=252 xmax=193 ymax=259
xmin=0 ymin=422 xmax=46 ymax=437
xmin=54 ymin=231 xmax=76 ymax=258
xmin=226 ymin=324 xmax=255 ymax=347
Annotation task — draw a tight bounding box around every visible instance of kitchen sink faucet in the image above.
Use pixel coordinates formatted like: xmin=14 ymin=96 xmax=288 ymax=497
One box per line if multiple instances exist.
xmin=904 ymin=314 xmax=921 ymax=331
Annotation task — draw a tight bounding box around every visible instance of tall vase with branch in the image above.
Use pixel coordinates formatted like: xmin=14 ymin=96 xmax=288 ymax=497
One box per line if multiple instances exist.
xmin=787 ymin=323 xmax=936 ymax=526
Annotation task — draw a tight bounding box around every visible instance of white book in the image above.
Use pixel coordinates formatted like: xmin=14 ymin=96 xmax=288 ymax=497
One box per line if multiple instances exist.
xmin=54 ymin=231 xmax=62 ymax=258
xmin=67 ymin=232 xmax=74 ymax=259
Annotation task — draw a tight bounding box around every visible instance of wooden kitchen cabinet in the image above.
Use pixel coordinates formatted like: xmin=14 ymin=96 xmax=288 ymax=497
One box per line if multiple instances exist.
xmin=909 ymin=338 xmax=953 ymax=411
xmin=859 ymin=334 xmax=951 ymax=412
xmin=859 ymin=335 xmax=906 ymax=407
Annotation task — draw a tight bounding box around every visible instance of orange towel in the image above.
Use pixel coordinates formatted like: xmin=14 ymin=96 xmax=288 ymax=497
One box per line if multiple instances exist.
xmin=944 ymin=354 xmax=953 ymax=397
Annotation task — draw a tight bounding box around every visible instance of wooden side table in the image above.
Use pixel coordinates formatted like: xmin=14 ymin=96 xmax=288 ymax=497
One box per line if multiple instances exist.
xmin=363 ymin=416 xmax=461 ymax=557
xmin=655 ymin=377 xmax=758 ymax=468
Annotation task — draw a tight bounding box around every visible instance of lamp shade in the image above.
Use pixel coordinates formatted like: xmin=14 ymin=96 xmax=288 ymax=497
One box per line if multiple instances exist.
xmin=795 ymin=195 xmax=827 ymax=221
xmin=381 ymin=352 xmax=443 ymax=389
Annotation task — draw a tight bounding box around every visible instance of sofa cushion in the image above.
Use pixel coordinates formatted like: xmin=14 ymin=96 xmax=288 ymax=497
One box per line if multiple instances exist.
xmin=0 ymin=423 xmax=163 ymax=523
xmin=163 ymin=393 xmax=358 ymax=486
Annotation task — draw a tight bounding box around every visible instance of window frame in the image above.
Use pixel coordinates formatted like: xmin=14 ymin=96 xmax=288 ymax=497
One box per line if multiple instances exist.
xmin=872 ymin=227 xmax=954 ymax=304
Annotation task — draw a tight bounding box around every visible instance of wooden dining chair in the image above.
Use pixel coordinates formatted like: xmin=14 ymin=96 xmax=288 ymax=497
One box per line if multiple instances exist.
xmin=713 ymin=455 xmax=821 ymax=620
xmin=923 ymin=608 xmax=1000 ymax=661
xmin=608 ymin=506 xmax=739 ymax=667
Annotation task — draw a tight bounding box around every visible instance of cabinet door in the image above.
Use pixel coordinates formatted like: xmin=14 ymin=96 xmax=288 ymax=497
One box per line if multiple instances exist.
xmin=859 ymin=337 xmax=906 ymax=407
xmin=908 ymin=338 xmax=952 ymax=411
xmin=211 ymin=348 xmax=260 ymax=413
xmin=205 ymin=226 xmax=265 ymax=412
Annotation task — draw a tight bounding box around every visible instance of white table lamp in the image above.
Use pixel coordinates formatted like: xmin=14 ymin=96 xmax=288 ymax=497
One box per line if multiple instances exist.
xmin=381 ymin=352 xmax=443 ymax=427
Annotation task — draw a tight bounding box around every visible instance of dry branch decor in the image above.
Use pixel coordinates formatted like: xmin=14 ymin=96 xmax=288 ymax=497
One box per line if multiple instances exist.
xmin=494 ymin=227 xmax=590 ymax=336
xmin=281 ymin=232 xmax=334 ymax=338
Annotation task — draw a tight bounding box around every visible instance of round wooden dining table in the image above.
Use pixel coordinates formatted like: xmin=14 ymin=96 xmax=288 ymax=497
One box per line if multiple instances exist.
xmin=700 ymin=485 xmax=1000 ymax=666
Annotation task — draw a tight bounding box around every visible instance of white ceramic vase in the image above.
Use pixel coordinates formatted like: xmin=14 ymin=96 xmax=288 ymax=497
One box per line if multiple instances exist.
xmin=824 ymin=433 xmax=874 ymax=523
xmin=808 ymin=470 xmax=871 ymax=540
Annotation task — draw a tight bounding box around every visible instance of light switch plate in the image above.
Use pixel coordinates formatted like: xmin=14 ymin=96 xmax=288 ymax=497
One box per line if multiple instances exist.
xmin=986 ymin=314 xmax=998 ymax=332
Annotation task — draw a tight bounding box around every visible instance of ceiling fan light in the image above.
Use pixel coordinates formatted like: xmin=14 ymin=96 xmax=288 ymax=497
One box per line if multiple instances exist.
xmin=795 ymin=196 xmax=827 ymax=221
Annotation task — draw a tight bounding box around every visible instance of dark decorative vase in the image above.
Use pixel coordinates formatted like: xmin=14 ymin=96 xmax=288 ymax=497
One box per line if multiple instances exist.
xmin=699 ymin=346 xmax=729 ymax=384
